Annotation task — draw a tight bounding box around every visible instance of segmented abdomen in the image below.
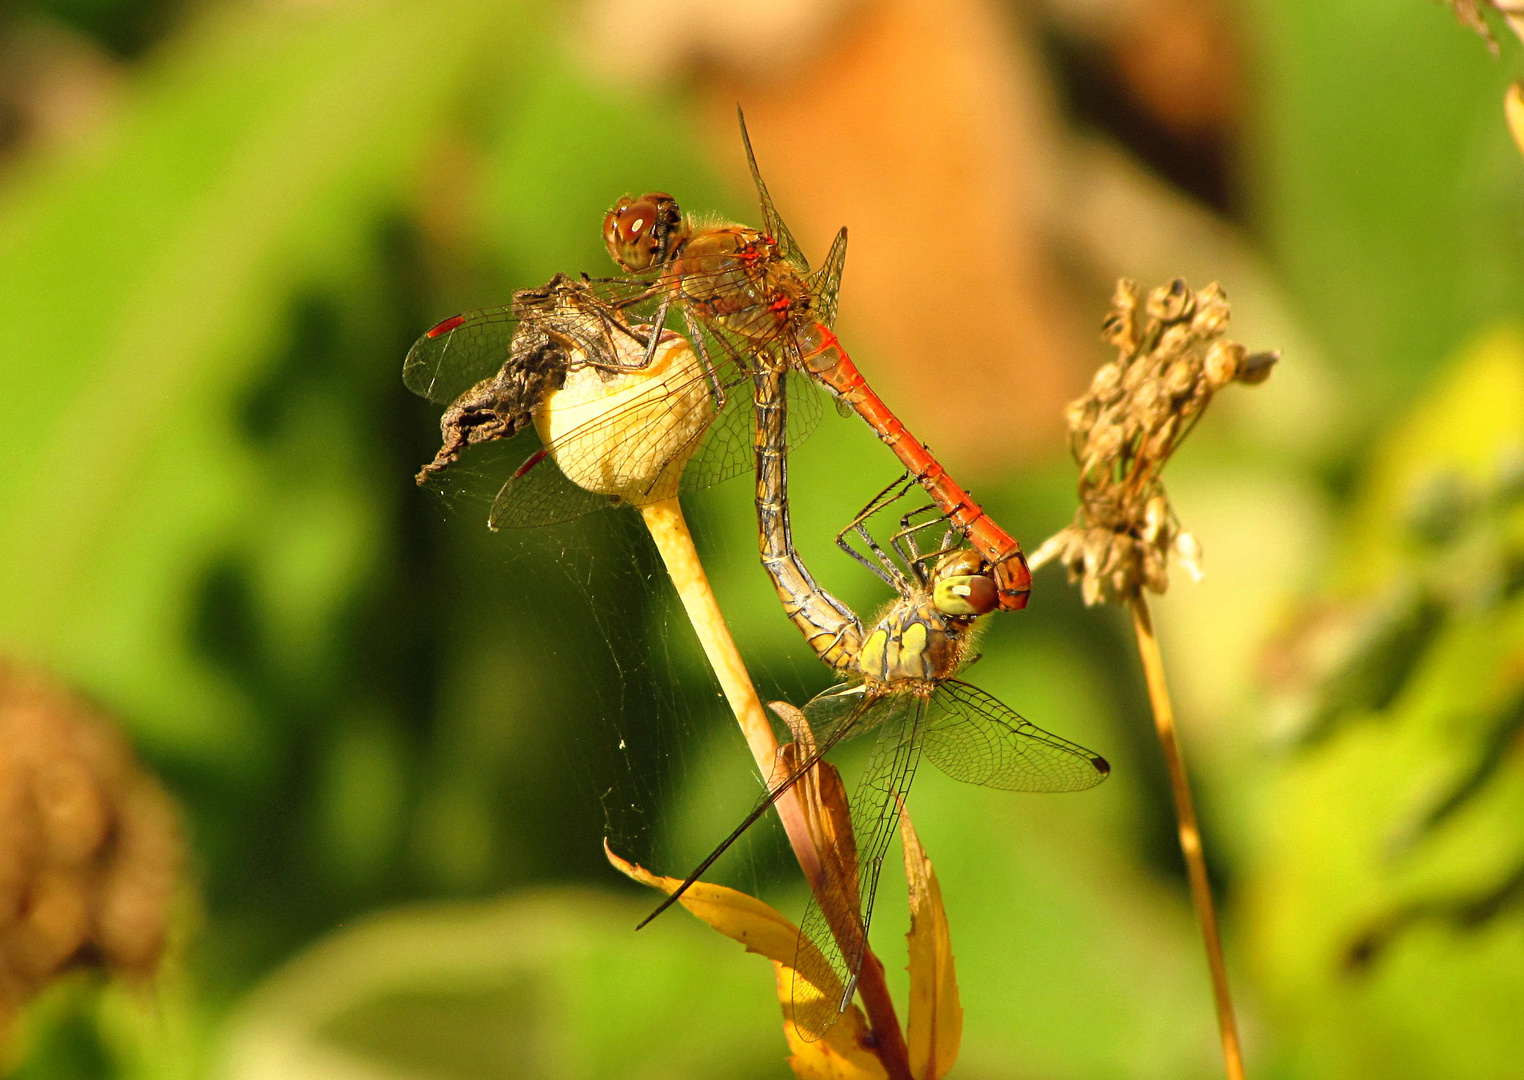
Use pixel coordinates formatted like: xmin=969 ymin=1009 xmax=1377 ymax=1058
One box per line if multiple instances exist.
xmin=753 ymin=368 xmax=862 ymax=672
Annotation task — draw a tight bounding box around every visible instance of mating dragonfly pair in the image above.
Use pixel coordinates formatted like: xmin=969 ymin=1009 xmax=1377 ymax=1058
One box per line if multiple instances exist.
xmin=403 ymin=113 xmax=1109 ymax=1040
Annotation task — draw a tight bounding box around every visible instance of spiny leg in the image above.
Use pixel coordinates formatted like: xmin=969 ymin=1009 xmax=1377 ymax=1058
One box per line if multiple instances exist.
xmin=892 ymin=503 xmax=963 ymax=582
xmin=835 ymin=474 xmax=920 ymax=592
xmin=682 ymin=308 xmax=729 ymax=412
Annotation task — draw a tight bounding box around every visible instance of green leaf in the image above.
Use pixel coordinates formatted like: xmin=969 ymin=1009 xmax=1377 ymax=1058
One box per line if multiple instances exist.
xmin=0 ymin=0 xmax=519 ymax=763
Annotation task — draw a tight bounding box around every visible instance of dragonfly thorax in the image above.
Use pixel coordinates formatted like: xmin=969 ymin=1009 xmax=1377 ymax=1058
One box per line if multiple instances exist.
xmin=670 ymin=226 xmax=809 ymax=353
xmin=854 ymin=595 xmax=972 ymax=685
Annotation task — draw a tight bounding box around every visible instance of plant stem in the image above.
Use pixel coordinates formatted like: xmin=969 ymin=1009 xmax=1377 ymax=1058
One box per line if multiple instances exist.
xmin=640 ymin=498 xmax=817 ymax=880
xmin=639 ymin=497 xmax=912 ymax=1079
xmin=1129 ymin=594 xmax=1246 ymax=1080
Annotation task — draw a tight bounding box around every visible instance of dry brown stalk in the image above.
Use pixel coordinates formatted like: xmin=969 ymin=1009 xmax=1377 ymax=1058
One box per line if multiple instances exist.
xmin=640 ymin=498 xmax=912 ymax=1079
xmin=1032 ymin=278 xmax=1276 ymax=1080
xmin=1131 ymin=595 xmax=1245 ymax=1079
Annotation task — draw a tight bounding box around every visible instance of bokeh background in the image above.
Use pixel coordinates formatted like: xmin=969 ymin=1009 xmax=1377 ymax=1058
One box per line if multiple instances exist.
xmin=2 ymin=0 xmax=1523 ymax=1076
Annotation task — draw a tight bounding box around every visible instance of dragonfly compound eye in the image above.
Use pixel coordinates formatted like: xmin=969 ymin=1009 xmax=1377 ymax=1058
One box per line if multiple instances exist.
xmin=934 ymin=548 xmax=986 ymax=580
xmin=933 ymin=574 xmax=999 ymax=617
xmin=604 ymin=192 xmax=686 ymax=271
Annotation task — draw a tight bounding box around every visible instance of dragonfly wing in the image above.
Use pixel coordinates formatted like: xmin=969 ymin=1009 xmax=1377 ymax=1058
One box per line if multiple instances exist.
xmin=674 ymin=315 xmax=823 ymax=494
xmin=784 ymin=359 xmax=825 ymax=451
xmin=808 ymin=227 xmax=848 ymax=329
xmin=404 ymin=271 xmax=664 ymax=406
xmin=403 ymin=304 xmax=520 ymax=406
xmin=485 ymin=445 xmax=622 ymax=529
xmin=792 ymin=691 xmax=928 ymax=1042
xmin=923 ymin=681 xmax=1110 ymax=792
xmin=737 ymin=107 xmax=810 ymax=276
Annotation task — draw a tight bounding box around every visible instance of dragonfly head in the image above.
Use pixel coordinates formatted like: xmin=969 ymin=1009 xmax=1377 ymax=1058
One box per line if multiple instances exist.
xmin=604 ymin=193 xmax=688 ymax=271
xmin=930 ymin=550 xmax=999 ymax=617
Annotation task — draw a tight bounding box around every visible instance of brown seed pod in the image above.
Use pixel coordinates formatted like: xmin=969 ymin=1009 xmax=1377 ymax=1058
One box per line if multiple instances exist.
xmin=1029 ymin=278 xmax=1278 ymax=605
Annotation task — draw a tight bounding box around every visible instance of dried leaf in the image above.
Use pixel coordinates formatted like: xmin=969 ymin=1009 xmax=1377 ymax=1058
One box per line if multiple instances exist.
xmin=774 ymin=962 xmax=890 ymax=1080
xmin=605 ymin=840 xmax=814 ymax=968
xmin=772 ymin=702 xmax=861 ymax=943
xmin=900 ymin=810 xmax=961 ymax=1080
xmin=1506 ymin=82 xmax=1524 ymax=162
xmin=605 ymin=841 xmax=886 ymax=1080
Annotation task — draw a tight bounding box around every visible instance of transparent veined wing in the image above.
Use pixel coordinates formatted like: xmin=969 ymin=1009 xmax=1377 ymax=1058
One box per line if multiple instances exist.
xmin=403 ymin=271 xmax=657 ymax=407
xmin=404 ymin=269 xmax=822 ymax=530
xmin=403 ymin=303 xmax=518 ymax=406
xmin=809 ymin=227 xmax=848 ymax=330
xmin=737 ymin=107 xmax=811 ymax=277
xmin=791 ymin=691 xmax=928 ymax=1042
xmin=922 ymin=680 xmax=1110 ymax=792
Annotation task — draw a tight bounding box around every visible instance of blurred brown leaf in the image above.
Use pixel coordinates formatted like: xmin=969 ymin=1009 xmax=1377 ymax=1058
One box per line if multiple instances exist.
xmin=696 ymin=0 xmax=1092 ymax=467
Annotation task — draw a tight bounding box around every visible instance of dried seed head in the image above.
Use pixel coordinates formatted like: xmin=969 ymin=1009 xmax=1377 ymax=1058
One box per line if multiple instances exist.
xmin=1030 ymin=278 xmax=1276 ymax=605
xmin=1147 ymin=279 xmax=1195 ymax=323
xmin=0 ymin=663 xmax=183 ymax=1036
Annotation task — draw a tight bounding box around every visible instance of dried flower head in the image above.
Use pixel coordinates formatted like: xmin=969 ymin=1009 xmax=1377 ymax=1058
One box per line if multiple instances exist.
xmin=0 ymin=662 xmax=183 ymax=1036
xmin=1032 ymin=279 xmax=1277 ymax=606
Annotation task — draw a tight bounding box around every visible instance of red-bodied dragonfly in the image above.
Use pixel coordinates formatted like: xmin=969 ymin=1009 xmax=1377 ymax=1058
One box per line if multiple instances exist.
xmin=636 ymin=366 xmax=1111 ymax=1042
xmin=405 ymin=112 xmax=1033 ymax=610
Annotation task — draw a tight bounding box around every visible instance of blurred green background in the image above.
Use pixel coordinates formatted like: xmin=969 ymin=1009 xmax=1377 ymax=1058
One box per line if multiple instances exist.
xmin=1 ymin=0 xmax=1522 ymax=1077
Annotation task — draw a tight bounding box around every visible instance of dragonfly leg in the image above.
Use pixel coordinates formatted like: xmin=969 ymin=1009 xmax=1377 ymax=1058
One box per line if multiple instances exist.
xmin=565 ymin=287 xmax=673 ymax=377
xmin=833 ymin=475 xmax=920 ymax=593
xmin=836 ymin=524 xmax=901 ymax=590
xmin=891 ymin=505 xmax=961 ymax=583
xmin=635 ymin=292 xmax=675 ymax=369
xmin=682 ymin=308 xmax=727 ymax=412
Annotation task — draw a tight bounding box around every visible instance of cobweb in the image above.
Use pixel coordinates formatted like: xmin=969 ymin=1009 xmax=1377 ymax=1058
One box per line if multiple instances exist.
xmin=418 ymin=426 xmax=832 ymax=904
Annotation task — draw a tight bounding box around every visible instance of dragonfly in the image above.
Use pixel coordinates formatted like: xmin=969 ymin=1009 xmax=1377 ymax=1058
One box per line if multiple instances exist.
xmin=637 ymin=364 xmax=1112 ymax=1041
xmin=404 ymin=112 xmax=1034 ymax=610
xmin=402 ymin=270 xmax=769 ymax=524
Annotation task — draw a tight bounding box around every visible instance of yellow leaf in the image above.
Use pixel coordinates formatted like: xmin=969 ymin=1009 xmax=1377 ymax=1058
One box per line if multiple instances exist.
xmin=774 ymin=962 xmax=889 ymax=1080
xmin=901 ymin=810 xmax=962 ymax=1080
xmin=1507 ymin=82 xmax=1524 ymax=163
xmin=605 ymin=840 xmax=808 ymax=967
xmin=605 ymin=842 xmax=887 ymax=1080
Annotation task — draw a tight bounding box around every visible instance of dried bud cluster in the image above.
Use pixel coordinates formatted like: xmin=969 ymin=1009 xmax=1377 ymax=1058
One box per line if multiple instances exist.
xmin=1032 ymin=279 xmax=1277 ymax=606
xmin=0 ymin=663 xmax=183 ymax=1035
